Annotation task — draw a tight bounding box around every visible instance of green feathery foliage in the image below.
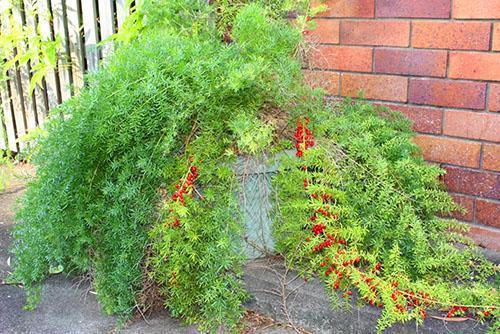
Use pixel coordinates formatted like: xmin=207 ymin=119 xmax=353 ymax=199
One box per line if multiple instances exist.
xmin=10 ymin=0 xmax=498 ymax=332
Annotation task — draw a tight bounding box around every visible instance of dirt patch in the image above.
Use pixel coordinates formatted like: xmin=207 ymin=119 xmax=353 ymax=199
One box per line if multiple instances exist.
xmin=0 ymin=163 xmax=34 ymax=228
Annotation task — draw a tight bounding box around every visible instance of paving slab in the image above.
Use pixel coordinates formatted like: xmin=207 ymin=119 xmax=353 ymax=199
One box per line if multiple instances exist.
xmin=243 ymin=258 xmax=493 ymax=334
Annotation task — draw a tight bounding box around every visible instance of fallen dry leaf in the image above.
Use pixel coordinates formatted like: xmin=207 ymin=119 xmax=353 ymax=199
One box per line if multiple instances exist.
xmin=430 ymin=316 xmax=469 ymax=322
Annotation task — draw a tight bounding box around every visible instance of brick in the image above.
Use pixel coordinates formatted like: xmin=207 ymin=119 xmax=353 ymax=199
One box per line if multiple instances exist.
xmin=340 ymin=20 xmax=410 ymax=46
xmin=309 ymin=45 xmax=372 ymax=72
xmin=453 ymin=0 xmax=500 ymax=19
xmin=443 ymin=111 xmax=500 ymax=142
xmin=449 ymin=52 xmax=500 ymax=82
xmin=379 ymin=104 xmax=442 ymax=134
xmin=341 ymin=73 xmax=408 ymax=102
xmin=305 ymin=19 xmax=339 ymax=44
xmin=411 ymin=21 xmax=491 ymax=51
xmin=409 ymin=79 xmax=486 ymax=110
xmin=476 ymin=199 xmax=500 ymax=228
xmin=493 ymin=23 xmax=500 ymax=51
xmin=483 ymin=144 xmax=500 ymax=172
xmin=376 ymin=0 xmax=450 ymax=18
xmin=443 ymin=165 xmax=500 ymax=200
xmin=303 ymin=70 xmax=340 ymax=95
xmin=374 ymin=48 xmax=447 ymax=77
xmin=312 ymin=0 xmax=375 ymax=18
xmin=449 ymin=194 xmax=474 ymax=222
xmin=467 ymin=225 xmax=500 ymax=251
xmin=414 ymin=135 xmax=481 ymax=168
xmin=490 ymin=84 xmax=500 ymax=112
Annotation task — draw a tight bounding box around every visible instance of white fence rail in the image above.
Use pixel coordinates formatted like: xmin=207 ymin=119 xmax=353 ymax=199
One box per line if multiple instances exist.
xmin=0 ymin=0 xmax=129 ymax=152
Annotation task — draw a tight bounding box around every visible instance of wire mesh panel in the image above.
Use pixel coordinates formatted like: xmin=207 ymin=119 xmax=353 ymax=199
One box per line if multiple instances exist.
xmin=235 ymin=151 xmax=293 ymax=259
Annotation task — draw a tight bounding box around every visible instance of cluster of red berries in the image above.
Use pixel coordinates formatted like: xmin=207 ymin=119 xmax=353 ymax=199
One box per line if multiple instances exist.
xmin=310 ymin=233 xmax=348 ymax=253
xmin=312 ymin=239 xmax=333 ymax=253
xmin=172 ymin=165 xmax=199 ymax=205
xmin=309 ymin=206 xmax=337 ymax=224
xmin=371 ymin=262 xmax=382 ymax=274
xmin=481 ymin=308 xmax=493 ymax=318
xmin=315 ymin=206 xmax=336 ymax=219
xmin=446 ymin=305 xmax=494 ymax=319
xmin=311 ymin=193 xmax=333 ymax=202
xmin=403 ymin=290 xmax=430 ymax=308
xmin=447 ymin=306 xmax=468 ymax=318
xmin=166 ymin=163 xmax=199 ymax=229
xmin=312 ymin=223 xmax=326 ymax=235
xmin=389 ymin=286 xmax=430 ymax=318
xmin=309 ymin=193 xmax=338 ymax=224
xmin=356 ymin=273 xmax=383 ymax=307
xmin=294 ymin=117 xmax=314 ymax=157
xmin=172 ymin=218 xmax=181 ymax=228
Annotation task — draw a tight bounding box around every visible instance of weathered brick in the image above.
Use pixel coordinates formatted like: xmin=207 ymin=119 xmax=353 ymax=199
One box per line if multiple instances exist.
xmin=312 ymin=0 xmax=375 ymax=18
xmin=341 ymin=73 xmax=408 ymax=102
xmin=409 ymin=79 xmax=486 ymax=110
xmin=443 ymin=111 xmax=500 ymax=142
xmin=483 ymin=144 xmax=500 ymax=172
xmin=411 ymin=21 xmax=491 ymax=50
xmin=305 ymin=19 xmax=339 ymax=44
xmin=340 ymin=20 xmax=410 ymax=46
xmin=467 ymin=225 xmax=500 ymax=251
xmin=452 ymin=0 xmax=500 ymax=19
xmin=449 ymin=193 xmax=474 ymax=222
xmin=414 ymin=135 xmax=481 ymax=168
xmin=374 ymin=48 xmax=447 ymax=77
xmin=309 ymin=45 xmax=372 ymax=72
xmin=303 ymin=70 xmax=340 ymax=95
xmin=379 ymin=104 xmax=442 ymax=134
xmin=443 ymin=165 xmax=500 ymax=200
xmin=449 ymin=52 xmax=500 ymax=82
xmin=476 ymin=199 xmax=500 ymax=229
xmin=489 ymin=84 xmax=500 ymax=112
xmin=376 ymin=0 xmax=450 ymax=18
xmin=493 ymin=23 xmax=500 ymax=51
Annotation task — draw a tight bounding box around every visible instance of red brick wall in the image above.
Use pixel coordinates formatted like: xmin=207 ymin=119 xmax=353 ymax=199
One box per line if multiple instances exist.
xmin=305 ymin=0 xmax=500 ymax=250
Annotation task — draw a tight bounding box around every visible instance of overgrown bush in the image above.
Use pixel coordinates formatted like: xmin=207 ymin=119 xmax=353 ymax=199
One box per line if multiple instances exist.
xmin=10 ymin=0 xmax=498 ymax=333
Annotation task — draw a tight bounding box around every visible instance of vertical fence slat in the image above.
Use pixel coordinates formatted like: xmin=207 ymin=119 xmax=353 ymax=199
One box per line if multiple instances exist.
xmin=12 ymin=4 xmax=38 ymax=134
xmin=24 ymin=0 xmax=48 ymax=126
xmin=0 ymin=89 xmax=5 ymax=150
xmin=0 ymin=91 xmax=7 ymax=151
xmin=67 ymin=0 xmax=85 ymax=92
xmin=0 ymin=81 xmax=18 ymax=152
xmin=38 ymin=0 xmax=61 ymax=110
xmin=51 ymin=0 xmax=72 ymax=101
xmin=0 ymin=11 xmax=19 ymax=152
xmin=98 ymin=0 xmax=115 ymax=60
xmin=0 ymin=106 xmax=6 ymax=150
xmin=82 ymin=0 xmax=100 ymax=72
xmin=115 ymin=0 xmax=128 ymax=29
xmin=8 ymin=67 xmax=27 ymax=151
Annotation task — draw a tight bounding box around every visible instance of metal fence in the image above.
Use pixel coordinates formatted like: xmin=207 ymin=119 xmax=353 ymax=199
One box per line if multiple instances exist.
xmin=0 ymin=0 xmax=129 ymax=152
